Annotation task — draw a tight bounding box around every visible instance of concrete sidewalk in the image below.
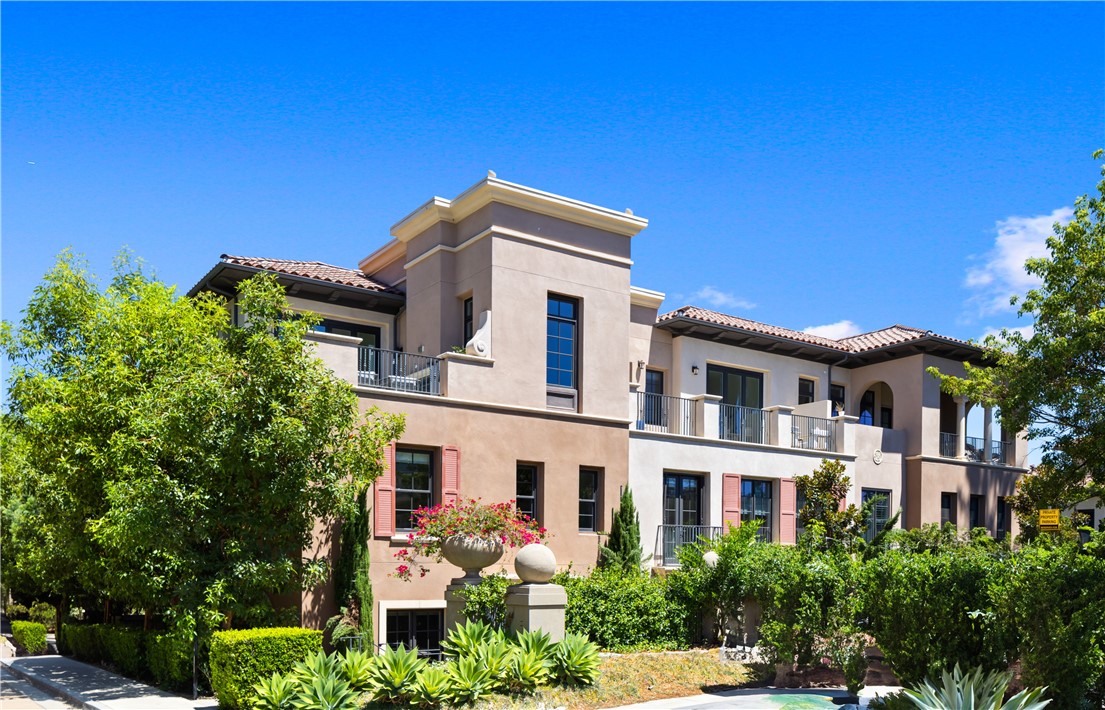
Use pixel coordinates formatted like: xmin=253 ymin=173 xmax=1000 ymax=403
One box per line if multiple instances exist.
xmin=0 ymin=656 xmax=217 ymax=710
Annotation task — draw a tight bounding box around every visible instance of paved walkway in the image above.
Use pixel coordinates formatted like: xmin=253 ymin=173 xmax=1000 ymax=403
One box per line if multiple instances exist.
xmin=0 ymin=657 xmax=217 ymax=710
xmin=1 ymin=664 xmax=79 ymax=710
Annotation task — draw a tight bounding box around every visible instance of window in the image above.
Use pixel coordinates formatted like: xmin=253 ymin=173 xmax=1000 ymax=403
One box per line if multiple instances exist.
xmin=578 ymin=468 xmax=600 ymax=532
xmin=395 ymin=449 xmax=433 ymax=531
xmin=997 ymin=497 xmax=1011 ymax=541
xmin=830 ymin=384 xmax=846 ymax=416
xmin=969 ymin=494 xmax=984 ymax=530
xmin=516 ymin=464 xmax=539 ymax=523
xmin=463 ymin=297 xmax=474 ymax=345
xmin=880 ymin=407 xmax=893 ymax=429
xmin=796 ymin=487 xmax=808 ymax=540
xmin=941 ymin=492 xmax=956 ymax=527
xmin=862 ymin=489 xmax=891 ymax=543
xmin=643 ymin=370 xmax=666 ymax=426
xmin=386 ymin=609 xmax=444 ymax=659
xmin=741 ymin=479 xmax=773 ymax=542
xmin=707 ymin=365 xmax=763 ymax=408
xmin=662 ymin=474 xmax=703 ymax=565
xmin=798 ymin=378 xmax=816 ymax=405
xmin=859 ymin=390 xmax=875 ymax=426
xmin=547 ymin=295 xmax=578 ymax=388
xmin=313 ymin=319 xmax=382 ymax=348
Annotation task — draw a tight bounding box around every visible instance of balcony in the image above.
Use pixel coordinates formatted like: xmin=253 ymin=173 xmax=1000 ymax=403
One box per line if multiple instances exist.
xmin=655 ymin=524 xmax=723 ymax=567
xmin=719 ymin=404 xmax=771 ymax=445
xmin=791 ymin=415 xmax=835 ymax=452
xmin=939 ymin=432 xmax=1013 ymax=465
xmin=635 ymin=392 xmax=697 ymax=436
xmin=940 ymin=432 xmax=957 ymax=458
xmin=358 ymin=347 xmax=442 ymax=396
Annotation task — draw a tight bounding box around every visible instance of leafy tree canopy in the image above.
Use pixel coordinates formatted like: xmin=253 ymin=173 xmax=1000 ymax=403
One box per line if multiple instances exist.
xmin=928 ymin=151 xmax=1105 ymax=511
xmin=1 ymin=251 xmax=403 ymax=628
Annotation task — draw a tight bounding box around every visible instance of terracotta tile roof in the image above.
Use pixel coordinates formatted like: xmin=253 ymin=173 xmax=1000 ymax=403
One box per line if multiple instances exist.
xmin=220 ymin=254 xmax=398 ymax=293
xmin=657 ymin=306 xmax=974 ymax=354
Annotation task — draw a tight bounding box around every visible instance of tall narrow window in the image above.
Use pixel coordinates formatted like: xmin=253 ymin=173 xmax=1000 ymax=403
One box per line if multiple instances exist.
xmin=798 ymin=378 xmax=816 ymax=405
xmin=997 ymin=497 xmax=1010 ymax=541
xmin=547 ymin=295 xmax=578 ymax=388
xmin=969 ymin=494 xmax=984 ymax=530
xmin=462 ymin=298 xmax=474 ymax=345
xmin=861 ymin=489 xmax=891 ymax=543
xmin=859 ymin=390 xmax=875 ymax=426
xmin=941 ymin=492 xmax=956 ymax=527
xmin=516 ymin=464 xmax=539 ymax=523
xmin=644 ymin=370 xmax=665 ymax=426
xmin=741 ymin=479 xmax=773 ymax=542
xmin=578 ymin=468 xmax=599 ymax=532
xmin=395 ymin=449 xmax=433 ymax=531
xmin=830 ymin=384 xmax=846 ymax=416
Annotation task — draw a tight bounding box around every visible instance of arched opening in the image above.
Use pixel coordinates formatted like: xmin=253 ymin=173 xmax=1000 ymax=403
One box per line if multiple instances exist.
xmin=858 ymin=381 xmax=894 ymax=428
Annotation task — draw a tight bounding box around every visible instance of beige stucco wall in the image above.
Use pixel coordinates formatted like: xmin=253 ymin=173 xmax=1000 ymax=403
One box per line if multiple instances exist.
xmin=852 ymin=424 xmax=907 ymax=523
xmin=904 ymin=457 xmax=1020 ymax=531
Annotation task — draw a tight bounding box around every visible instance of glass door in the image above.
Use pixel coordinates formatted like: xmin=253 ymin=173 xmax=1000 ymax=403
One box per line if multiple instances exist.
xmin=662 ymin=474 xmax=703 ymax=564
xmin=740 ymin=479 xmax=773 ymax=541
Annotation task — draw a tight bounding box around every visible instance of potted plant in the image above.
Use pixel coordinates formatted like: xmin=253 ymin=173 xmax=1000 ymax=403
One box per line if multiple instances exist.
xmin=393 ymin=498 xmax=547 ymax=582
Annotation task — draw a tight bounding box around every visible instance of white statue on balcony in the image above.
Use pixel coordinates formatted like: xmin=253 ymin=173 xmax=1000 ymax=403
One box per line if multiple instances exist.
xmin=465 ymin=310 xmax=492 ymax=358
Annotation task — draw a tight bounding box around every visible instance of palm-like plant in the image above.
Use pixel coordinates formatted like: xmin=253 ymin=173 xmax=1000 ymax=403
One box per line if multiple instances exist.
xmin=903 ymin=664 xmax=1050 ymax=710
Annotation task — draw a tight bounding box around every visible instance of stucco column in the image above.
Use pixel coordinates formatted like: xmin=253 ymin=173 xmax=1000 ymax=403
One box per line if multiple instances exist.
xmin=954 ymin=396 xmax=967 ymax=459
xmin=694 ymin=394 xmax=722 ymax=439
xmin=764 ymin=406 xmax=794 ymax=447
xmin=983 ymin=405 xmax=993 ymax=464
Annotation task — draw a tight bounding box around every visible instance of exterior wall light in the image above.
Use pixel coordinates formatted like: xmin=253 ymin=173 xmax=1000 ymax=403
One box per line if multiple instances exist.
xmin=692 ymin=365 xmax=700 ymax=375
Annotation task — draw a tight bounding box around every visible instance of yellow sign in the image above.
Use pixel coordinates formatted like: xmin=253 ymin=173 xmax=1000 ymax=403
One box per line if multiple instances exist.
xmin=1039 ymin=509 xmax=1061 ymax=530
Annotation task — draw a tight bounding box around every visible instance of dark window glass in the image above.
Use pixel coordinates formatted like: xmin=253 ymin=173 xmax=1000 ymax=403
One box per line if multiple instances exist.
xmin=997 ymin=497 xmax=1010 ymax=541
xmin=796 ymin=487 xmax=808 ymax=539
xmin=663 ymin=474 xmax=703 ymax=527
xmin=798 ymin=378 xmax=816 ymax=405
xmin=463 ymin=298 xmax=474 ymax=344
xmin=547 ymin=295 xmax=578 ymax=388
xmin=313 ymin=319 xmax=381 ymax=348
xmin=516 ymin=464 xmax=538 ymax=522
xmin=707 ymin=365 xmax=764 ymax=409
xmin=741 ymin=479 xmax=773 ymax=542
xmin=579 ymin=468 xmax=599 ymax=532
xmin=644 ymin=370 xmax=665 ymax=426
xmin=859 ymin=390 xmax=875 ymax=426
xmin=386 ymin=610 xmax=443 ymax=659
xmin=862 ymin=489 xmax=891 ymax=543
xmin=395 ymin=450 xmax=433 ymax=531
xmin=941 ymin=492 xmax=956 ymax=527
xmin=969 ymin=494 xmax=984 ymax=530
xmin=880 ymin=407 xmax=893 ymax=429
xmin=830 ymin=384 xmax=846 ymax=416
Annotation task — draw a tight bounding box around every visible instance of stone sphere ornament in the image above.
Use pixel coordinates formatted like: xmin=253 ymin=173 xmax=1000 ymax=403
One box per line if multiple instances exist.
xmin=514 ymin=543 xmax=557 ymax=583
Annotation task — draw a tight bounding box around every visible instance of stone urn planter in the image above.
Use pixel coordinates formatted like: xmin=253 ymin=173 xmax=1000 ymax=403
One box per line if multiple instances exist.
xmin=441 ymin=535 xmax=504 ymax=583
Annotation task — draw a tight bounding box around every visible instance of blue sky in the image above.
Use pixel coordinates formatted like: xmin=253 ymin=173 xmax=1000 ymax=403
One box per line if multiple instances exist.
xmin=4 ymin=1 xmax=1103 ymax=349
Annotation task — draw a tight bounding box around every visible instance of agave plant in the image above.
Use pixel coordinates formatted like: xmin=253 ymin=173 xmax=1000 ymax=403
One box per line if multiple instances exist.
xmin=442 ymin=620 xmax=497 ymax=658
xmin=410 ymin=665 xmax=453 ymax=708
xmin=367 ymin=644 xmax=427 ymax=703
xmin=290 ymin=651 xmax=343 ymax=685
xmin=290 ymin=671 xmax=359 ymax=710
xmin=251 ymin=671 xmax=299 ymax=710
xmin=446 ymin=654 xmax=494 ymax=704
xmin=552 ymin=633 xmax=601 ymax=687
xmin=472 ymin=636 xmax=516 ymax=691
xmin=514 ymin=628 xmax=554 ymax=659
xmin=510 ymin=648 xmax=552 ymax=692
xmin=338 ymin=648 xmax=375 ymax=692
xmin=903 ymin=664 xmax=1050 ymax=710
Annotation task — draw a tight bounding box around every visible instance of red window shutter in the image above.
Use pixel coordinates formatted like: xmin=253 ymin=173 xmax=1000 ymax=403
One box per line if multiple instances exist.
xmin=722 ymin=473 xmax=741 ymax=530
xmin=838 ymin=494 xmax=849 ymax=512
xmin=442 ymin=446 xmax=461 ymax=506
xmin=779 ymin=477 xmax=797 ymax=545
xmin=374 ymin=441 xmax=396 ymax=538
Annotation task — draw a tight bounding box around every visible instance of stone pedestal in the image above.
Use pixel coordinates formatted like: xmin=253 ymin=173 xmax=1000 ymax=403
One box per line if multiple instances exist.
xmin=505 ymin=582 xmax=567 ymax=641
xmin=444 ymin=581 xmax=471 ymax=633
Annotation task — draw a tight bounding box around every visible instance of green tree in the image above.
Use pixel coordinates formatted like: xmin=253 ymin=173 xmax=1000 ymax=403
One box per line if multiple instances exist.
xmin=599 ymin=487 xmax=643 ymax=574
xmin=2 ymin=252 xmax=404 ymax=633
xmin=929 ymin=151 xmax=1105 ymax=511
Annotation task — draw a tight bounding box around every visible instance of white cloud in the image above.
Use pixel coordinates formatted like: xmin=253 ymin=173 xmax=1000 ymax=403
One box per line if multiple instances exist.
xmin=964 ymin=207 xmax=1073 ymax=315
xmin=980 ymin=324 xmax=1034 ymax=342
xmin=690 ymin=286 xmax=756 ymax=311
xmin=803 ymin=320 xmax=862 ymax=339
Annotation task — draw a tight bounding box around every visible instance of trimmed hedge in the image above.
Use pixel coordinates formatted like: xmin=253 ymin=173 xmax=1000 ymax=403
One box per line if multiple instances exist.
xmin=59 ymin=623 xmax=105 ymax=662
xmin=556 ymin=568 xmax=691 ymax=651
xmin=11 ymin=621 xmax=47 ymax=655
xmin=147 ymin=631 xmax=193 ymax=690
xmin=100 ymin=625 xmax=146 ymax=678
xmin=209 ymin=627 xmax=323 ymax=709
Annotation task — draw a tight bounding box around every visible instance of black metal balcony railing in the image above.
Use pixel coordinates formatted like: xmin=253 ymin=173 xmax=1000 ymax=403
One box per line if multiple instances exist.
xmin=656 ymin=525 xmax=723 ymax=567
xmin=719 ymin=404 xmax=771 ymax=445
xmin=991 ymin=440 xmax=1011 ymax=465
xmin=940 ymin=432 xmax=957 ymax=458
xmin=965 ymin=436 xmax=985 ymax=462
xmin=635 ymin=392 xmax=697 ymax=436
xmin=791 ymin=415 xmax=835 ymax=451
xmin=358 ymin=347 xmax=442 ymax=396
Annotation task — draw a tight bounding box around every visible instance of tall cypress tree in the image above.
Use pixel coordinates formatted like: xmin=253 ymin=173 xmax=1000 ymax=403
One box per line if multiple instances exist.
xmin=599 ymin=487 xmax=643 ymax=574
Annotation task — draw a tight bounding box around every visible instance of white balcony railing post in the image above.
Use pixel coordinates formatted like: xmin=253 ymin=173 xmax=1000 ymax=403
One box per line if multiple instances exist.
xmin=764 ymin=406 xmax=794 ymax=447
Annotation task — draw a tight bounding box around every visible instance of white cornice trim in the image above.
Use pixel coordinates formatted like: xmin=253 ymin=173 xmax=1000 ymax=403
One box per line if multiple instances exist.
xmin=358 ymin=238 xmax=405 ymax=274
xmin=630 ymin=286 xmax=665 ymax=309
xmin=403 ymin=225 xmax=633 ymax=271
xmin=390 ymin=177 xmax=649 ymax=243
xmin=904 ymin=455 xmax=1028 ymax=472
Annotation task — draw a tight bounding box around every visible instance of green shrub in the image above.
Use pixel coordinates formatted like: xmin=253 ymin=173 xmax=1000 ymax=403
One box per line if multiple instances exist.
xmin=556 ymin=568 xmax=690 ymax=651
xmin=100 ymin=625 xmax=147 ymax=678
xmin=862 ymin=546 xmax=1012 ymax=686
xmin=28 ymin=602 xmax=57 ymax=632
xmin=147 ymin=631 xmax=193 ymax=690
xmin=456 ymin=573 xmax=513 ymax=630
xmin=551 ymin=633 xmax=600 ymax=686
xmin=991 ymin=544 xmax=1105 ymax=709
xmin=11 ymin=620 xmax=47 ymax=655
xmin=5 ymin=602 xmax=29 ymax=620
xmin=60 ymin=623 xmax=105 ymax=662
xmin=208 ymin=627 xmax=322 ymax=710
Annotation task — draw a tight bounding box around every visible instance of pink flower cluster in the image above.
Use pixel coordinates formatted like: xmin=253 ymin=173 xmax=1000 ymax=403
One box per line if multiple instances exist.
xmin=391 ymin=498 xmax=548 ymax=581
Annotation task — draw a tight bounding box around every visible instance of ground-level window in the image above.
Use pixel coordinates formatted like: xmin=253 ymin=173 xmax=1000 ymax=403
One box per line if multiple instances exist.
xmin=579 ymin=468 xmax=600 ymax=532
xmin=385 ymin=609 xmax=444 ymax=659
xmin=861 ymin=488 xmax=891 ymax=543
xmin=395 ymin=449 xmax=433 ymax=531
xmin=516 ymin=464 xmax=539 ymax=523
xmin=941 ymin=492 xmax=956 ymax=527
xmin=997 ymin=497 xmax=1011 ymax=541
xmin=741 ymin=479 xmax=773 ymax=542
xmin=969 ymin=494 xmax=984 ymax=531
